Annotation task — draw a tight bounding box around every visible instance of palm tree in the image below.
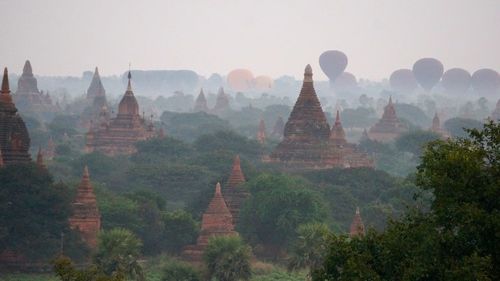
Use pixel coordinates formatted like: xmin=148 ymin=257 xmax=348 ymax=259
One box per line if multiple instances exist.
xmin=203 ymin=235 xmax=252 ymax=281
xmin=93 ymin=228 xmax=145 ymax=281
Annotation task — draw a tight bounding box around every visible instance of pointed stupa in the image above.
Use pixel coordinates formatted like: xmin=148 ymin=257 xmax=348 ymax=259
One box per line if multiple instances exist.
xmin=349 ymin=207 xmax=365 ymax=238
xmin=212 ymin=87 xmax=230 ymax=113
xmin=431 ymin=112 xmax=441 ymax=132
xmin=117 ymin=71 xmax=139 ymax=116
xmin=16 ymin=60 xmax=40 ymax=95
xmin=257 ymin=119 xmax=266 ymax=144
xmin=330 ymin=110 xmax=347 ymax=144
xmin=36 ymin=147 xmax=46 ymax=169
xmin=86 ymin=67 xmax=106 ymax=100
xmin=69 ymin=165 xmax=101 ymax=248
xmin=283 ymin=64 xmax=330 ymax=140
xmin=271 ymin=116 xmax=285 ymax=139
xmin=0 ymin=68 xmax=31 ymax=165
xmin=223 ymin=155 xmax=248 ymax=225
xmin=196 ymin=182 xmax=236 ymax=246
xmin=193 ymin=88 xmax=209 ymax=112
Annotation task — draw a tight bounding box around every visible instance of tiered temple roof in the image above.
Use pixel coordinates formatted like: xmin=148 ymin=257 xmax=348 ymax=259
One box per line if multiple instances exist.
xmin=82 ymin=67 xmax=108 ymax=128
xmin=368 ymin=97 xmax=408 ymax=142
xmin=85 ymin=72 xmax=155 ymax=155
xmin=269 ymin=65 xmax=372 ymax=170
xmin=14 ymin=60 xmax=55 ymax=112
xmin=69 ymin=166 xmax=101 ymax=249
xmin=193 ymin=89 xmax=208 ymax=112
xmin=349 ymin=207 xmax=365 ymax=238
xmin=222 ymin=155 xmax=248 ymax=226
xmin=0 ymin=68 xmax=32 ymax=165
xmin=86 ymin=67 xmax=106 ymax=100
xmin=257 ymin=119 xmax=266 ymax=144
xmin=183 ymin=183 xmax=237 ymax=263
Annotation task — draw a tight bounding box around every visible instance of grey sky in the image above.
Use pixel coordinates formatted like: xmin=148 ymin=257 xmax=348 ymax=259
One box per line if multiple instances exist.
xmin=1 ymin=0 xmax=498 ymax=80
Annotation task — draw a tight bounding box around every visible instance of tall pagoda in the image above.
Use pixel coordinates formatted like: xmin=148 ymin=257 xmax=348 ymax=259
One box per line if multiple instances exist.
xmin=349 ymin=207 xmax=365 ymax=238
xmin=0 ymin=68 xmax=31 ymax=165
xmin=269 ymin=65 xmax=372 ymax=170
xmin=182 ymin=183 xmax=237 ymax=263
xmin=69 ymin=166 xmax=101 ymax=249
xmin=368 ymin=97 xmax=408 ymax=142
xmin=14 ymin=60 xmax=55 ymax=113
xmin=85 ymin=72 xmax=156 ymax=155
xmin=212 ymin=87 xmax=230 ymax=115
xmin=222 ymin=155 xmax=248 ymax=225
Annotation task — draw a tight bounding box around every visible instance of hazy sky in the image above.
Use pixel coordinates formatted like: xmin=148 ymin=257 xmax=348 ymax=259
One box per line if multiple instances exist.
xmin=1 ymin=0 xmax=499 ymax=80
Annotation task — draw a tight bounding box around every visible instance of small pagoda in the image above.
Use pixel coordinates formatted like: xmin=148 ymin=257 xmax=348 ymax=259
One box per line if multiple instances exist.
xmin=85 ymin=72 xmax=156 ymax=156
xmin=81 ymin=67 xmax=108 ymax=128
xmin=430 ymin=112 xmax=449 ymax=138
xmin=349 ymin=207 xmax=365 ymax=238
xmin=269 ymin=65 xmax=372 ymax=170
xmin=368 ymin=97 xmax=408 ymax=142
xmin=222 ymin=155 xmax=248 ymax=226
xmin=69 ymin=166 xmax=101 ymax=249
xmin=14 ymin=60 xmax=56 ymax=113
xmin=211 ymin=87 xmax=230 ymax=115
xmin=0 ymin=68 xmax=32 ymax=165
xmin=193 ymin=89 xmax=208 ymax=112
xmin=182 ymin=183 xmax=237 ymax=263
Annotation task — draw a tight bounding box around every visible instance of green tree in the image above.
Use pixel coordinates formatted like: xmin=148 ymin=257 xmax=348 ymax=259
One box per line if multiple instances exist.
xmin=0 ymin=163 xmax=86 ymax=261
xmin=160 ymin=259 xmax=201 ymax=281
xmin=395 ymin=130 xmax=441 ymax=157
xmin=444 ymin=117 xmax=483 ymax=138
xmin=94 ymin=228 xmax=144 ymax=281
xmin=288 ymin=223 xmax=331 ymax=278
xmin=161 ymin=210 xmax=199 ymax=254
xmin=239 ymin=174 xmax=328 ymax=256
xmin=53 ymin=255 xmax=125 ymax=281
xmin=160 ymin=111 xmax=231 ymax=142
xmin=194 ymin=130 xmax=261 ymax=160
xmin=203 ymin=235 xmax=252 ymax=281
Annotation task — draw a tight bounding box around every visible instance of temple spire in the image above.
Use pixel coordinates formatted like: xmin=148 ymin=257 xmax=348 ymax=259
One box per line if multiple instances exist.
xmin=335 ymin=110 xmax=341 ymax=125
xmin=23 ymin=60 xmax=33 ymax=75
xmin=36 ymin=147 xmax=46 ymax=169
xmin=349 ymin=207 xmax=365 ymax=238
xmin=304 ymin=64 xmax=313 ymax=82
xmin=2 ymin=68 xmax=10 ymax=94
xmin=126 ymin=71 xmax=132 ymax=92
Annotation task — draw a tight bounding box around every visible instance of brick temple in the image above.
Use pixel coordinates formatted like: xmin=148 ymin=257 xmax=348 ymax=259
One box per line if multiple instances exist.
xmin=222 ymin=155 xmax=248 ymax=226
xmin=368 ymin=97 xmax=408 ymax=142
xmin=182 ymin=183 xmax=237 ymax=263
xmin=268 ymin=65 xmax=372 ymax=170
xmin=0 ymin=68 xmax=32 ymax=165
xmin=13 ymin=60 xmax=56 ymax=113
xmin=349 ymin=207 xmax=365 ymax=238
xmin=69 ymin=166 xmax=101 ymax=249
xmin=85 ymin=72 xmax=156 ymax=156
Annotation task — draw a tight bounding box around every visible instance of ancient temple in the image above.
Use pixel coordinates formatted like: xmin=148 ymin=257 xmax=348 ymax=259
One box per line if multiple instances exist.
xmin=212 ymin=87 xmax=230 ymax=114
xmin=0 ymin=68 xmax=32 ymax=165
xmin=222 ymin=155 xmax=248 ymax=226
xmin=82 ymin=67 xmax=108 ymax=128
xmin=193 ymin=89 xmax=208 ymax=112
xmin=268 ymin=65 xmax=372 ymax=170
xmin=69 ymin=166 xmax=101 ymax=249
xmin=491 ymin=99 xmax=500 ymax=121
xmin=13 ymin=60 xmax=55 ymax=113
xmin=430 ymin=112 xmax=449 ymax=138
xmin=271 ymin=116 xmax=285 ymax=139
xmin=257 ymin=119 xmax=266 ymax=144
xmin=349 ymin=207 xmax=365 ymax=238
xmin=182 ymin=183 xmax=237 ymax=263
xmin=368 ymin=97 xmax=408 ymax=142
xmin=85 ymin=72 xmax=156 ymax=156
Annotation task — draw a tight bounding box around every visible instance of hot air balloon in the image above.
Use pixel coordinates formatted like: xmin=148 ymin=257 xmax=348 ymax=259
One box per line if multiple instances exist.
xmin=319 ymin=50 xmax=348 ymax=88
xmin=333 ymin=72 xmax=357 ymax=92
xmin=471 ymin=68 xmax=500 ymax=97
xmin=441 ymin=68 xmax=471 ymax=95
xmin=389 ymin=69 xmax=418 ymax=93
xmin=412 ymin=58 xmax=444 ymax=92
xmin=227 ymin=69 xmax=254 ymax=92
xmin=254 ymin=75 xmax=274 ymax=91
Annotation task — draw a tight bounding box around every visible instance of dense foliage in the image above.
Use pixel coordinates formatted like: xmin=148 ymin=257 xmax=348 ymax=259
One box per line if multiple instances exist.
xmin=203 ymin=236 xmax=252 ymax=281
